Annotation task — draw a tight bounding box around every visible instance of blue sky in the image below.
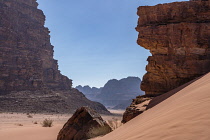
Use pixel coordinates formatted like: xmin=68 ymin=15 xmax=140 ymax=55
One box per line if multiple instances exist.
xmin=37 ymin=0 xmax=187 ymax=88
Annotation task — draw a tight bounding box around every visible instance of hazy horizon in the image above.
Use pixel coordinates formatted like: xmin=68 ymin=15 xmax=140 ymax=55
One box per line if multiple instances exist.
xmin=37 ymin=0 xmax=187 ymax=88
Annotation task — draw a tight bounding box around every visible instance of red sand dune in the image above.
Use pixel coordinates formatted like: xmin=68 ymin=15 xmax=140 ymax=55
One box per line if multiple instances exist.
xmin=94 ymin=73 xmax=210 ymax=140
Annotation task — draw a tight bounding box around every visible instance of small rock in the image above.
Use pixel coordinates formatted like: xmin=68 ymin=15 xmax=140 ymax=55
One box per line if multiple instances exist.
xmin=122 ymin=95 xmax=152 ymax=123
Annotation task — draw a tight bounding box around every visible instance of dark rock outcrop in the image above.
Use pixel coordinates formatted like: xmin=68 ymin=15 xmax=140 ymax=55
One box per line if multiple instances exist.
xmin=122 ymin=95 xmax=152 ymax=123
xmin=137 ymin=0 xmax=210 ymax=95
xmin=57 ymin=107 xmax=112 ymax=140
xmin=0 ymin=0 xmax=110 ymax=114
xmin=0 ymin=89 xmax=110 ymax=114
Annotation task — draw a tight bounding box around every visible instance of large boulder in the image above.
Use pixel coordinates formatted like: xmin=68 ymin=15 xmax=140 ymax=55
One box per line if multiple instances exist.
xmin=57 ymin=107 xmax=112 ymax=140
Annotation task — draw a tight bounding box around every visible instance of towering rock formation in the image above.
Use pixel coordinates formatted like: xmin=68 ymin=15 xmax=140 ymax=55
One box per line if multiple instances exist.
xmin=0 ymin=0 xmax=109 ymax=114
xmin=0 ymin=0 xmax=72 ymax=94
xmin=137 ymin=0 xmax=210 ymax=95
xmin=122 ymin=0 xmax=210 ymax=123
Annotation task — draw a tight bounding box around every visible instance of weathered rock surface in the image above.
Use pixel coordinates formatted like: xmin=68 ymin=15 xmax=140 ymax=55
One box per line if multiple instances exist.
xmin=122 ymin=0 xmax=210 ymax=123
xmin=0 ymin=0 xmax=110 ymax=114
xmin=57 ymin=107 xmax=112 ymax=140
xmin=0 ymin=0 xmax=71 ymax=93
xmin=122 ymin=95 xmax=152 ymax=123
xmin=137 ymin=0 xmax=210 ymax=95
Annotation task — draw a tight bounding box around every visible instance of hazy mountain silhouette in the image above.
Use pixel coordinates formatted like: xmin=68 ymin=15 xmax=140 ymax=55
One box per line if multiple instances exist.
xmin=76 ymin=77 xmax=144 ymax=109
xmin=75 ymin=85 xmax=102 ymax=101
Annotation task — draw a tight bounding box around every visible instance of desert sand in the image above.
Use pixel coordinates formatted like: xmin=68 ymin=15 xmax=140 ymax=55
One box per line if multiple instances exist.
xmin=0 ymin=110 xmax=123 ymax=140
xmin=93 ymin=72 xmax=210 ymax=140
xmin=0 ymin=113 xmax=70 ymax=140
xmin=2 ymin=73 xmax=210 ymax=140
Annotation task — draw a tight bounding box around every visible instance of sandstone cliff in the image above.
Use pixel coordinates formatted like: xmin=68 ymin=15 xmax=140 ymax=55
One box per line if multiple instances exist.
xmin=0 ymin=0 xmax=72 ymax=93
xmin=0 ymin=0 xmax=109 ymax=114
xmin=137 ymin=0 xmax=210 ymax=95
xmin=122 ymin=0 xmax=210 ymax=123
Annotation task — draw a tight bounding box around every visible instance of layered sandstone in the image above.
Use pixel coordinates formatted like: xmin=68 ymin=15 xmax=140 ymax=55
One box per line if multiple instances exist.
xmin=122 ymin=0 xmax=210 ymax=123
xmin=137 ymin=0 xmax=210 ymax=95
xmin=0 ymin=0 xmax=110 ymax=114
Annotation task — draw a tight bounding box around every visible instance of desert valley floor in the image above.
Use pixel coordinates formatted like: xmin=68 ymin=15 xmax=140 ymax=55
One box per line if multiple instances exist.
xmin=0 ymin=110 xmax=123 ymax=140
xmin=1 ymin=72 xmax=210 ymax=140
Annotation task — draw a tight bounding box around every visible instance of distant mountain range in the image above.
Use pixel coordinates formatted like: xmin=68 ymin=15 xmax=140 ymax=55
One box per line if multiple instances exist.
xmin=75 ymin=85 xmax=102 ymax=101
xmin=76 ymin=77 xmax=144 ymax=109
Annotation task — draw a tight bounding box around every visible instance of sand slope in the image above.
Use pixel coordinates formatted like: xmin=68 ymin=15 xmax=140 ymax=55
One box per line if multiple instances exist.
xmin=95 ymin=73 xmax=210 ymax=140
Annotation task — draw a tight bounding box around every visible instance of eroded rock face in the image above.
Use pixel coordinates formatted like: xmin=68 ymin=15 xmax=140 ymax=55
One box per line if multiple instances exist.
xmin=0 ymin=0 xmax=110 ymax=114
xmin=0 ymin=0 xmax=71 ymax=94
xmin=137 ymin=0 xmax=210 ymax=95
xmin=57 ymin=107 xmax=112 ymax=140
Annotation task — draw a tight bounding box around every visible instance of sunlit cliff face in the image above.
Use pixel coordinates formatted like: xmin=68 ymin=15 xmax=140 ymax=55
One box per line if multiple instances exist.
xmin=136 ymin=0 xmax=210 ymax=95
